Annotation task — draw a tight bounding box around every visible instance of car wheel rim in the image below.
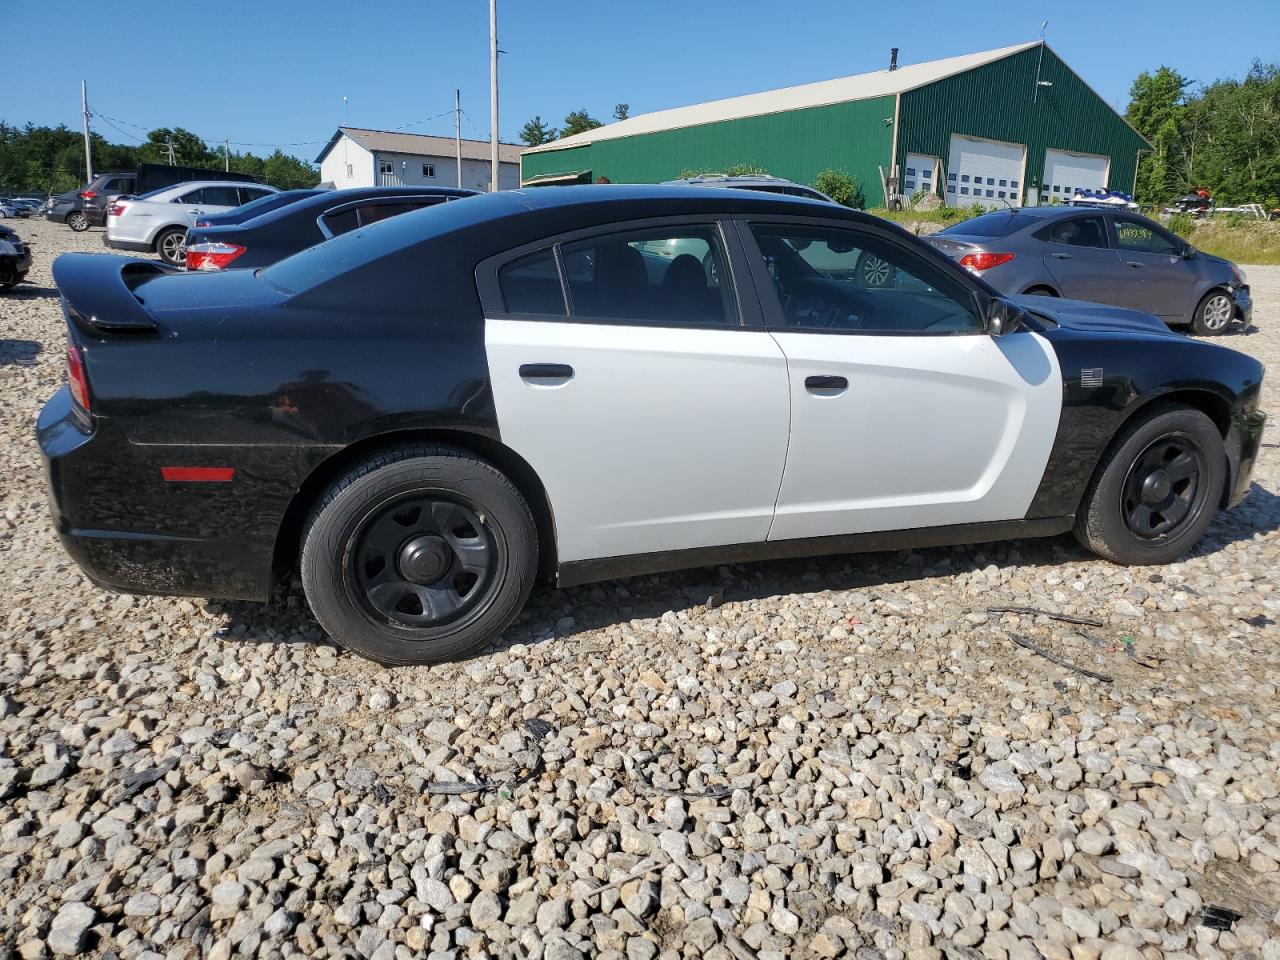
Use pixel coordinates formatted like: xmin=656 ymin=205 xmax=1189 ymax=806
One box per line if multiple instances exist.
xmin=347 ymin=495 xmax=497 ymax=630
xmin=1120 ymin=436 xmax=1207 ymax=540
xmin=1202 ymin=295 xmax=1232 ymax=330
xmin=162 ymin=234 xmax=186 ymax=263
xmin=862 ymin=256 xmax=891 ymax=287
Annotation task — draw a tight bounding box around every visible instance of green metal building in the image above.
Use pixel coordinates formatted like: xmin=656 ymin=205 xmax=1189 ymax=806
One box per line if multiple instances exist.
xmin=521 ymin=42 xmax=1150 ymax=209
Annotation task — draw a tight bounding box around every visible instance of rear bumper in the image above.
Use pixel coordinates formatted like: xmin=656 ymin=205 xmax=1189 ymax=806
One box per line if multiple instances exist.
xmin=1227 ymin=408 xmax=1266 ymax=508
xmin=38 ymin=386 xmax=274 ymax=602
xmin=102 ymin=235 xmax=153 ymax=253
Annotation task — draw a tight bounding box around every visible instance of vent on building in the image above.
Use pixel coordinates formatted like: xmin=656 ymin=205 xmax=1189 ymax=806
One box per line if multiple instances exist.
xmin=889 ymin=48 xmax=899 ymax=71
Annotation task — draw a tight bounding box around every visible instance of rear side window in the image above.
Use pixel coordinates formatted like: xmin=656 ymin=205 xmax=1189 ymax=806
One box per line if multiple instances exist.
xmin=201 ymin=186 xmax=242 ymax=207
xmin=176 ymin=188 xmax=204 ymax=204
xmin=499 ymin=250 xmax=566 ymax=316
xmin=1045 ymin=216 xmax=1108 ymax=248
xmin=560 ymin=226 xmax=735 ymax=326
xmin=358 ymin=200 xmax=441 ymax=227
xmin=239 ymin=187 xmax=272 ymax=205
xmin=941 ymin=212 xmax=1035 ymax=237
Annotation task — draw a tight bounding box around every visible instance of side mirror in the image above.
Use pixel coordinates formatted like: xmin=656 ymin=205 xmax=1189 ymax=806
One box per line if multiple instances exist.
xmin=1180 ymin=244 xmax=1196 ymax=260
xmin=987 ymin=298 xmax=1026 ymax=337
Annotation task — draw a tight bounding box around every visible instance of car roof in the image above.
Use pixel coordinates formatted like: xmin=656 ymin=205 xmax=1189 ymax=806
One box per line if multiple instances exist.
xmin=503 ymin=183 xmax=840 ymax=214
xmin=147 ymin=180 xmax=275 ymax=197
xmin=996 ymin=205 xmax=1125 ymax=219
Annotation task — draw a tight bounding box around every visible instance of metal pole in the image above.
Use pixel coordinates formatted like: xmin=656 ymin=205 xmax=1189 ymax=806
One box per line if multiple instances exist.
xmin=489 ymin=0 xmax=499 ymax=192
xmin=224 ymin=138 xmax=230 ymax=172
xmin=456 ymin=89 xmax=463 ymax=189
xmin=80 ymin=81 xmax=94 ymax=183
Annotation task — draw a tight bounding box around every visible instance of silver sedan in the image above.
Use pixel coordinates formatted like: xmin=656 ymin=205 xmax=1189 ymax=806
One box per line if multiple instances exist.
xmin=922 ymin=207 xmax=1251 ymax=336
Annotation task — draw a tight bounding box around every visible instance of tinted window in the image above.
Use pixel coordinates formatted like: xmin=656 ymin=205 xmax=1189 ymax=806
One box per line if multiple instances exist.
xmin=749 ymin=224 xmax=981 ymax=334
xmin=104 ymin=178 xmax=132 ymax=193
xmin=321 ymin=207 xmax=359 ymax=235
xmin=177 ymin=189 xmax=204 ymax=204
xmin=561 ymin=226 xmax=735 ymax=326
xmin=940 ymin=212 xmax=1035 ymax=237
xmin=1114 ymin=217 xmax=1180 ymax=255
xmin=238 ymin=187 xmax=272 ymax=205
xmin=499 ymin=249 xmax=566 ymax=316
xmin=232 ymin=190 xmax=297 ymax=217
xmin=1047 ymin=216 xmax=1108 ymax=248
xmin=201 ymin=186 xmax=242 ymax=207
xmin=357 ymin=200 xmax=441 ymax=227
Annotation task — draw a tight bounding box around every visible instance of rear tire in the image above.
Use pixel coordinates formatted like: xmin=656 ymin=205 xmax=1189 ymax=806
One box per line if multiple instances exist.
xmin=67 ymin=211 xmax=88 ymax=231
xmin=155 ymin=227 xmax=187 ymax=266
xmin=1074 ymin=406 xmax=1225 ymax=565
xmin=1190 ymin=289 xmax=1233 ymax=336
xmin=300 ymin=445 xmax=538 ymax=665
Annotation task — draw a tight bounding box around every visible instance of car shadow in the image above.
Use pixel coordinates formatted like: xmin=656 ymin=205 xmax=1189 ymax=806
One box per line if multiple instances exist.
xmin=0 ymin=339 xmax=42 ymax=367
xmin=215 ymin=483 xmax=1279 ymax=664
xmin=5 ymin=285 xmax=58 ymax=300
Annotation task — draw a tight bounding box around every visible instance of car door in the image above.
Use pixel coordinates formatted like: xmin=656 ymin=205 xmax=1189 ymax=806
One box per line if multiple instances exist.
xmin=739 ymin=219 xmax=1062 ymax=542
xmin=1039 ymin=214 xmax=1118 ymax=303
xmin=1108 ymin=214 xmax=1195 ymax=317
xmin=480 ymin=221 xmax=792 ymax=564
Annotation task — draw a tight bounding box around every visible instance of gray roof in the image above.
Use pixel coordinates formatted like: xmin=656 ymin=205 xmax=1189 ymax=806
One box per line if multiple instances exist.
xmin=525 ymin=42 xmax=1040 ymax=154
xmin=317 ymin=128 xmax=522 ymax=165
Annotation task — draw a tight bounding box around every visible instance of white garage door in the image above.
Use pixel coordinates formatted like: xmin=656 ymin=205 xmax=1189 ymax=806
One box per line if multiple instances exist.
xmin=945 ymin=135 xmax=1026 ymax=209
xmin=1041 ymin=149 xmax=1110 ymax=203
xmin=903 ymin=153 xmax=939 ymax=198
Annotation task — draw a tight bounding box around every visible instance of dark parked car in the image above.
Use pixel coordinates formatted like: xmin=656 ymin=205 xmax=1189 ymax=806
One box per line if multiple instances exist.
xmin=192 ymin=188 xmax=329 ymax=229
xmin=41 ymin=186 xmax=1265 ymax=665
xmin=0 ymin=223 xmax=32 ymax=290
xmin=925 ymin=207 xmax=1252 ymax=336
xmin=183 ymin=186 xmax=475 ymax=270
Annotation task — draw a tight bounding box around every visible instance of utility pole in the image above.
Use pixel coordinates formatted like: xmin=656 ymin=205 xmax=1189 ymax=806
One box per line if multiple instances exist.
xmin=224 ymin=138 xmax=230 ymax=172
xmin=489 ymin=0 xmax=499 ymax=192
xmin=164 ymin=138 xmax=176 ymax=165
xmin=80 ymin=81 xmax=94 ymax=183
xmin=455 ymin=89 xmax=463 ymax=189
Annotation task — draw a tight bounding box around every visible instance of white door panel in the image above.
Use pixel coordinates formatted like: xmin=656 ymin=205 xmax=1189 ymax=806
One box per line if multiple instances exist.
xmin=947 ymin=135 xmax=1026 ymax=209
xmin=486 ymin=318 xmax=791 ymax=562
xmin=768 ymin=331 xmax=1061 ymax=540
xmin=1042 ymin=149 xmax=1109 ymax=203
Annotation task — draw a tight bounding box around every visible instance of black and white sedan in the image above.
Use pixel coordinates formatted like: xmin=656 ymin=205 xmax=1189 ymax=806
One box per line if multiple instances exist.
xmin=40 ymin=186 xmax=1266 ymax=664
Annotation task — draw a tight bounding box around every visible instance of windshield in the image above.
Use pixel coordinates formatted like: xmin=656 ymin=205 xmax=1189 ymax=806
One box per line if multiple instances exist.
xmin=940 ymin=212 xmax=1036 ymax=237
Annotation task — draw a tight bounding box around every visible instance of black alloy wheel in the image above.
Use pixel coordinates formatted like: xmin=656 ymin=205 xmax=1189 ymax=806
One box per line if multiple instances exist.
xmin=349 ymin=495 xmax=496 ymax=627
xmin=1120 ymin=437 xmax=1207 ymax=539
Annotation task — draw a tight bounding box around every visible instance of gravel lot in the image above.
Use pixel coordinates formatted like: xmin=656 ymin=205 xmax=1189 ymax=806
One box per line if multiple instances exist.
xmin=1 ymin=218 xmax=1278 ymax=960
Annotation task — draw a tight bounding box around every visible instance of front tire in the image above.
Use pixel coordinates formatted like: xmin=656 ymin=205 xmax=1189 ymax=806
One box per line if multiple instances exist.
xmin=155 ymin=227 xmax=187 ymax=266
xmin=1190 ymin=290 xmax=1234 ymax=336
xmin=301 ymin=445 xmax=538 ymax=665
xmin=856 ymin=250 xmax=897 ymax=288
xmin=67 ymin=211 xmax=88 ymax=231
xmin=1074 ymin=406 xmax=1225 ymax=565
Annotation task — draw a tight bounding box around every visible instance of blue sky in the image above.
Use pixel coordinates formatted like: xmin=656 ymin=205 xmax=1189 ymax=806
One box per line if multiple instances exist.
xmin=7 ymin=0 xmax=1278 ymax=162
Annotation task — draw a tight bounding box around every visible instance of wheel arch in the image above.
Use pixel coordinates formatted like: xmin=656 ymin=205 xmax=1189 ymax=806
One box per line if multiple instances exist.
xmin=272 ymin=427 xmax=558 ymax=587
xmin=1022 ymin=283 xmax=1060 ymax=296
xmin=1082 ymin=388 xmax=1236 ymax=515
xmin=151 ymin=223 xmax=186 ymax=250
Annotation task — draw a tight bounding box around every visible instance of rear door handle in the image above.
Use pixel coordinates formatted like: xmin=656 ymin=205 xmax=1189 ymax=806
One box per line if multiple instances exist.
xmin=1050 ymin=252 xmax=1072 ymax=260
xmin=805 ymin=375 xmax=848 ymax=393
xmin=1124 ymin=260 xmax=1145 ymax=268
xmin=519 ymin=363 xmax=574 ymax=382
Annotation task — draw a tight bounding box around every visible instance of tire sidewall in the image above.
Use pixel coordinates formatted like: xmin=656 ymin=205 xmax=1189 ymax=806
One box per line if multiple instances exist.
xmin=1191 ymin=290 xmax=1232 ymax=336
xmin=156 ymin=228 xmax=186 ymax=266
xmin=68 ymin=212 xmax=88 ymax=231
xmin=1085 ymin=409 xmax=1225 ymax=564
xmin=302 ymin=454 xmax=537 ymax=665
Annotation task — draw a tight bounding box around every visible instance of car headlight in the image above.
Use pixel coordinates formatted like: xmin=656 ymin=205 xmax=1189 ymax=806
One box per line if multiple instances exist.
xmin=1232 ymin=264 xmax=1247 ymax=285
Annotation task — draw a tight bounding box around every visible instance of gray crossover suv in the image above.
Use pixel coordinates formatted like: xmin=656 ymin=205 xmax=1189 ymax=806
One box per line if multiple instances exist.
xmin=923 ymin=207 xmax=1251 ymax=336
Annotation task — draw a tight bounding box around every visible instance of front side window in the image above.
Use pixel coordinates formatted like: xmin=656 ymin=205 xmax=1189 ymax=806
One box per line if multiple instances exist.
xmin=749 ymin=223 xmax=982 ymax=334
xmin=1113 ymin=217 xmax=1180 ymax=255
xmin=560 ymin=226 xmax=735 ymax=326
xmin=1047 ymin=216 xmax=1107 ymax=248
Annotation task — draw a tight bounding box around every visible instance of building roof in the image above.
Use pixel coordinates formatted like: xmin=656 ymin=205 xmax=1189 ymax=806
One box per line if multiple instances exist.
xmin=525 ymin=42 xmax=1041 ymax=155
xmin=317 ymin=127 xmax=522 ymax=165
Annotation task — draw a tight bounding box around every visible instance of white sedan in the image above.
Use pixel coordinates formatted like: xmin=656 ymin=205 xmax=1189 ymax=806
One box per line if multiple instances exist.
xmin=105 ymin=181 xmax=278 ymax=266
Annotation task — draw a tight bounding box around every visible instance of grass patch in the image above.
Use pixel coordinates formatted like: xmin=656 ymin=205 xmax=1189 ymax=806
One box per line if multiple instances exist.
xmin=1187 ymin=221 xmax=1280 ymax=266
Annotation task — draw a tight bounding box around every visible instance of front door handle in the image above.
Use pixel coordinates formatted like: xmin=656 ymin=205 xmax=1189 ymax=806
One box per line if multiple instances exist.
xmin=805 ymin=375 xmax=848 ymax=394
xmin=519 ymin=363 xmax=574 ymax=382
xmin=1050 ymin=252 xmax=1072 ymax=260
xmin=1124 ymin=260 xmax=1145 ymax=268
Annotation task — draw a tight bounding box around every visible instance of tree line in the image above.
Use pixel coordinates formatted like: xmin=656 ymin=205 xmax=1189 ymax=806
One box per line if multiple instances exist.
xmin=1125 ymin=60 xmax=1278 ymax=208
xmin=0 ymin=122 xmax=320 ymax=195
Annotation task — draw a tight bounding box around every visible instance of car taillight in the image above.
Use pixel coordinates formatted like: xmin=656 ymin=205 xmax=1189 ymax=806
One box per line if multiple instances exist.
xmin=185 ymin=242 xmax=247 ymax=271
xmin=194 ymin=220 xmax=211 ymax=227
xmin=107 ymin=202 xmax=127 ymax=217
xmin=79 ymin=190 xmax=97 ymax=200
xmin=958 ymin=252 xmax=1016 ymax=273
xmin=66 ymin=341 xmax=90 ymax=413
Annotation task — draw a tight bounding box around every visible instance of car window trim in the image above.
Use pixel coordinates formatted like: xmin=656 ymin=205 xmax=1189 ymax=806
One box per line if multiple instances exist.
xmin=735 ymin=214 xmax=991 ymax=337
xmin=476 ymin=215 xmax=765 ymax=330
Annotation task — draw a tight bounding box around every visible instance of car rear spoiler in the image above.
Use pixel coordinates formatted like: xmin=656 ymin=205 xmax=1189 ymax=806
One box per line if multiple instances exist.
xmin=51 ymin=254 xmax=177 ymax=332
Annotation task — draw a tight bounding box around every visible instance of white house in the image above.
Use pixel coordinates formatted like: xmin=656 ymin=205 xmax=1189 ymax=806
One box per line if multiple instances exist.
xmin=315 ymin=127 xmax=522 ymax=193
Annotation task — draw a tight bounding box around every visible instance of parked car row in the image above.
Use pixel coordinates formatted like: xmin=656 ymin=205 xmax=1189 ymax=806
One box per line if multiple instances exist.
xmin=41 ymin=184 xmax=1265 ymax=664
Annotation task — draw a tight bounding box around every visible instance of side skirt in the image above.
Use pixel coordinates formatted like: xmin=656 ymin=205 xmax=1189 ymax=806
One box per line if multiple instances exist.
xmin=555 ymin=516 xmax=1075 ymax=588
